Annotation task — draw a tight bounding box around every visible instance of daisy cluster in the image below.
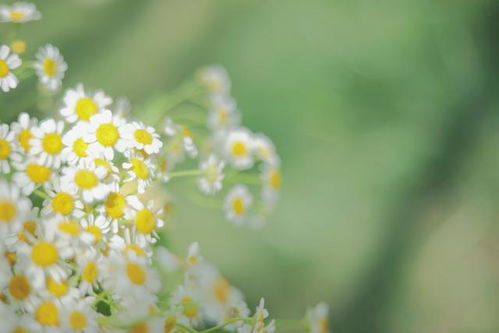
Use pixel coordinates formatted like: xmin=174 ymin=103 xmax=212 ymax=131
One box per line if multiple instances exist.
xmin=0 ymin=2 xmax=329 ymax=333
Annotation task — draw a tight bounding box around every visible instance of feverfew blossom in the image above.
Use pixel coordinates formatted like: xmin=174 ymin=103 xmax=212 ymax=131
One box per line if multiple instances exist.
xmin=34 ymin=44 xmax=67 ymax=91
xmin=0 ymin=45 xmax=21 ymax=92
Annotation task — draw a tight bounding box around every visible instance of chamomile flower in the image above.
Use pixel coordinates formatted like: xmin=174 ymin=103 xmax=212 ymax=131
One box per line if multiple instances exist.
xmin=126 ymin=318 xmax=164 ymax=333
xmin=42 ymin=277 xmax=78 ymax=302
xmin=224 ymin=128 xmax=254 ymax=170
xmin=197 ymin=154 xmax=225 ymax=195
xmin=76 ymin=249 xmax=102 ymax=294
xmin=11 ymin=112 xmax=38 ymax=153
xmin=31 ymin=296 xmax=62 ymax=329
xmin=13 ymin=159 xmax=53 ymax=195
xmin=208 ymin=95 xmax=240 ymax=132
xmin=183 ymin=127 xmax=198 ymax=158
xmin=6 ymin=273 xmax=38 ymax=310
xmin=62 ymin=122 xmax=92 ymax=165
xmin=0 ymin=2 xmax=41 ymax=23
xmin=186 ymin=241 xmax=202 ymax=267
xmin=60 ymin=84 xmax=112 ymax=123
xmin=122 ymin=154 xmax=154 ymax=194
xmin=93 ymin=157 xmax=120 ymax=183
xmin=171 ymin=285 xmax=203 ymax=327
xmin=124 ymin=121 xmax=162 ymax=154
xmin=100 ymin=183 xmax=133 ymax=231
xmin=60 ymin=298 xmax=98 ymax=333
xmin=239 ymin=298 xmax=275 ymax=333
xmin=113 ymin=97 xmax=131 ymax=119
xmin=307 ymin=303 xmax=330 ymax=333
xmin=125 ymin=196 xmax=164 ymax=246
xmin=0 ymin=180 xmax=31 ymax=236
xmin=61 ymin=159 xmax=110 ymax=203
xmin=164 ymin=117 xmax=198 ymax=162
xmin=79 ymin=213 xmax=112 ymax=246
xmin=199 ymin=65 xmax=231 ymax=95
xmin=30 ymin=118 xmax=66 ymax=168
xmin=0 ymin=123 xmax=20 ymax=173
xmin=110 ymin=227 xmax=153 ymax=259
xmin=34 ymin=44 xmax=67 ymax=92
xmin=86 ymin=110 xmax=129 ymax=160
xmin=224 ymin=185 xmax=253 ymax=225
xmin=253 ymin=134 xmax=278 ymax=165
xmin=42 ymin=179 xmax=84 ymax=219
xmin=0 ymin=45 xmax=21 ymax=92
xmin=261 ymin=163 xmax=282 ymax=202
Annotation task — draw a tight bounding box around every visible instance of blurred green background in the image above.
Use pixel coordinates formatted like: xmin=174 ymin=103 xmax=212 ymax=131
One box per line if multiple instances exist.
xmin=2 ymin=0 xmax=499 ymax=332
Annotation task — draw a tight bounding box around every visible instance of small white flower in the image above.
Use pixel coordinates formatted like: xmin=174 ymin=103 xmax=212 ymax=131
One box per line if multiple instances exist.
xmin=253 ymin=133 xmax=278 ymax=165
xmin=0 ymin=2 xmax=41 ymax=23
xmin=124 ymin=121 xmax=162 ymax=155
xmin=0 ymin=45 xmax=21 ymax=92
xmin=99 ymin=182 xmax=133 ymax=232
xmin=42 ymin=179 xmax=84 ymax=219
xmin=30 ymin=118 xmax=67 ymax=168
xmin=125 ymin=196 xmax=164 ymax=246
xmin=0 ymin=180 xmax=31 ymax=236
xmin=60 ymin=298 xmax=98 ymax=333
xmin=197 ymin=154 xmax=225 ymax=195
xmin=224 ymin=185 xmax=253 ymax=225
xmin=11 ymin=112 xmax=38 ymax=153
xmin=122 ymin=154 xmax=154 ymax=194
xmin=208 ymin=95 xmax=240 ymax=133
xmin=62 ymin=122 xmax=92 ymax=165
xmin=61 ymin=159 xmax=110 ymax=203
xmin=86 ymin=110 xmax=129 ymax=160
xmin=13 ymin=158 xmax=53 ymax=195
xmin=79 ymin=213 xmax=113 ymax=246
xmin=239 ymin=298 xmax=275 ymax=333
xmin=29 ymin=297 xmax=63 ymax=328
xmin=199 ymin=65 xmax=231 ymax=95
xmin=261 ymin=163 xmax=281 ymax=203
xmin=307 ymin=302 xmax=330 ymax=333
xmin=76 ymin=249 xmax=102 ymax=294
xmin=170 ymin=285 xmax=203 ymax=326
xmin=34 ymin=44 xmax=67 ymax=92
xmin=60 ymin=84 xmax=112 ymax=123
xmin=224 ymin=128 xmax=254 ymax=170
xmin=0 ymin=123 xmax=21 ymax=173
xmin=186 ymin=241 xmax=202 ymax=266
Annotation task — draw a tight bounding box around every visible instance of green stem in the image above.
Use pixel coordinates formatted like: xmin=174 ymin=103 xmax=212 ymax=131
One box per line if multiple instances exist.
xmin=33 ymin=189 xmax=49 ymax=200
xmin=169 ymin=169 xmax=207 ymax=178
xmin=201 ymin=318 xmax=253 ymax=333
xmin=176 ymin=322 xmax=200 ymax=333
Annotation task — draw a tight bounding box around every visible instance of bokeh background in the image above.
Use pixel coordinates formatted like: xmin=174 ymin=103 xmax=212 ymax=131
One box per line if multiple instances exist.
xmin=2 ymin=0 xmax=499 ymax=332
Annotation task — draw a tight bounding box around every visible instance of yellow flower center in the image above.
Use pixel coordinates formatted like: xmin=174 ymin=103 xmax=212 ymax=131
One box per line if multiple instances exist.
xmin=0 ymin=138 xmax=11 ymax=159
xmin=86 ymin=226 xmax=102 ymax=243
xmin=269 ymin=169 xmax=281 ymax=190
xmin=9 ymin=11 xmax=25 ymax=22
xmin=75 ymin=97 xmax=98 ymax=121
xmin=11 ymin=40 xmax=26 ymax=54
xmin=9 ymin=275 xmax=31 ymax=300
xmin=131 ymin=159 xmax=149 ymax=180
xmin=18 ymin=129 xmax=32 ymax=151
xmin=31 ymin=241 xmax=58 ymax=267
xmin=26 ymin=163 xmax=51 ymax=184
xmin=135 ymin=208 xmax=155 ymax=234
xmin=217 ymin=109 xmax=229 ymax=125
xmin=82 ymin=261 xmax=97 ymax=283
xmin=42 ymin=133 xmax=63 ymax=155
xmin=4 ymin=251 xmax=16 ymax=266
xmin=73 ymin=137 xmax=88 ymax=157
xmin=129 ymin=322 xmax=149 ymax=333
xmin=231 ymin=141 xmax=247 ymax=157
xmin=12 ymin=327 xmax=28 ymax=333
xmin=181 ymin=297 xmax=199 ymax=319
xmin=164 ymin=316 xmax=177 ymax=333
xmin=125 ymin=244 xmax=145 ymax=257
xmin=46 ymin=277 xmax=68 ymax=297
xmin=0 ymin=59 xmax=9 ymax=78
xmin=23 ymin=220 xmax=37 ymax=235
xmin=214 ymin=277 xmax=230 ymax=304
xmin=74 ymin=170 xmax=98 ymax=189
xmin=58 ymin=220 xmax=81 ymax=236
xmin=134 ymin=129 xmax=153 ymax=145
xmin=126 ymin=262 xmax=146 ymax=285
xmin=52 ymin=192 xmax=74 ymax=216
xmin=0 ymin=201 xmax=16 ymax=223
xmin=96 ymin=123 xmax=119 ymax=147
xmin=43 ymin=58 xmax=57 ymax=77
xmin=35 ymin=301 xmax=59 ymax=326
xmin=69 ymin=311 xmax=87 ymax=330
xmin=231 ymin=197 xmax=245 ymax=216
xmin=105 ymin=192 xmax=126 ymax=219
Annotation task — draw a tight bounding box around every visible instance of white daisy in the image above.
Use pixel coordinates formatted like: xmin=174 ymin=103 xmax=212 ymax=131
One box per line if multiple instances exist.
xmin=62 ymin=122 xmax=92 ymax=165
xmin=208 ymin=95 xmax=240 ymax=133
xmin=4 ymin=206 xmax=38 ymax=249
xmin=199 ymin=65 xmax=231 ymax=95
xmin=124 ymin=121 xmax=162 ymax=155
xmin=99 ymin=182 xmax=133 ymax=231
xmin=76 ymin=249 xmax=102 ymax=294
xmin=239 ymin=298 xmax=275 ymax=333
xmin=79 ymin=213 xmax=112 ymax=246
xmin=224 ymin=185 xmax=253 ymax=225
xmin=122 ymin=154 xmax=154 ymax=194
xmin=30 ymin=296 xmax=62 ymax=329
xmin=306 ymin=302 xmax=330 ymax=333
xmin=224 ymin=128 xmax=254 ymax=170
xmin=86 ymin=110 xmax=129 ymax=160
xmin=0 ymin=45 xmax=21 ymax=92
xmin=60 ymin=84 xmax=112 ymax=123
xmin=170 ymin=285 xmax=203 ymax=327
xmin=0 ymin=123 xmax=21 ymax=173
xmin=60 ymin=298 xmax=98 ymax=333
xmin=42 ymin=179 xmax=84 ymax=219
xmin=261 ymin=163 xmax=281 ymax=203
xmin=34 ymin=44 xmax=67 ymax=92
xmin=42 ymin=277 xmax=79 ymax=303
xmin=13 ymin=158 xmax=53 ymax=195
xmin=0 ymin=2 xmax=41 ymax=23
xmin=61 ymin=159 xmax=110 ymax=203
xmin=186 ymin=241 xmax=202 ymax=266
xmin=30 ymin=118 xmax=66 ymax=168
xmin=125 ymin=196 xmax=164 ymax=246
xmin=0 ymin=180 xmax=31 ymax=236
xmin=11 ymin=112 xmax=38 ymax=153
xmin=253 ymin=133 xmax=278 ymax=165
xmin=109 ymin=227 xmax=153 ymax=260
xmin=197 ymin=154 xmax=225 ymax=195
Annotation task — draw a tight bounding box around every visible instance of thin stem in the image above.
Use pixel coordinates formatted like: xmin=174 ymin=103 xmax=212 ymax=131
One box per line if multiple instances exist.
xmin=201 ymin=317 xmax=253 ymax=333
xmin=176 ymin=322 xmax=200 ymax=333
xmin=168 ymin=169 xmax=207 ymax=178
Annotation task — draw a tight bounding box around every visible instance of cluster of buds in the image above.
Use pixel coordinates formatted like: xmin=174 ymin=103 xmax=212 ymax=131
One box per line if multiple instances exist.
xmin=0 ymin=2 xmax=329 ymax=332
